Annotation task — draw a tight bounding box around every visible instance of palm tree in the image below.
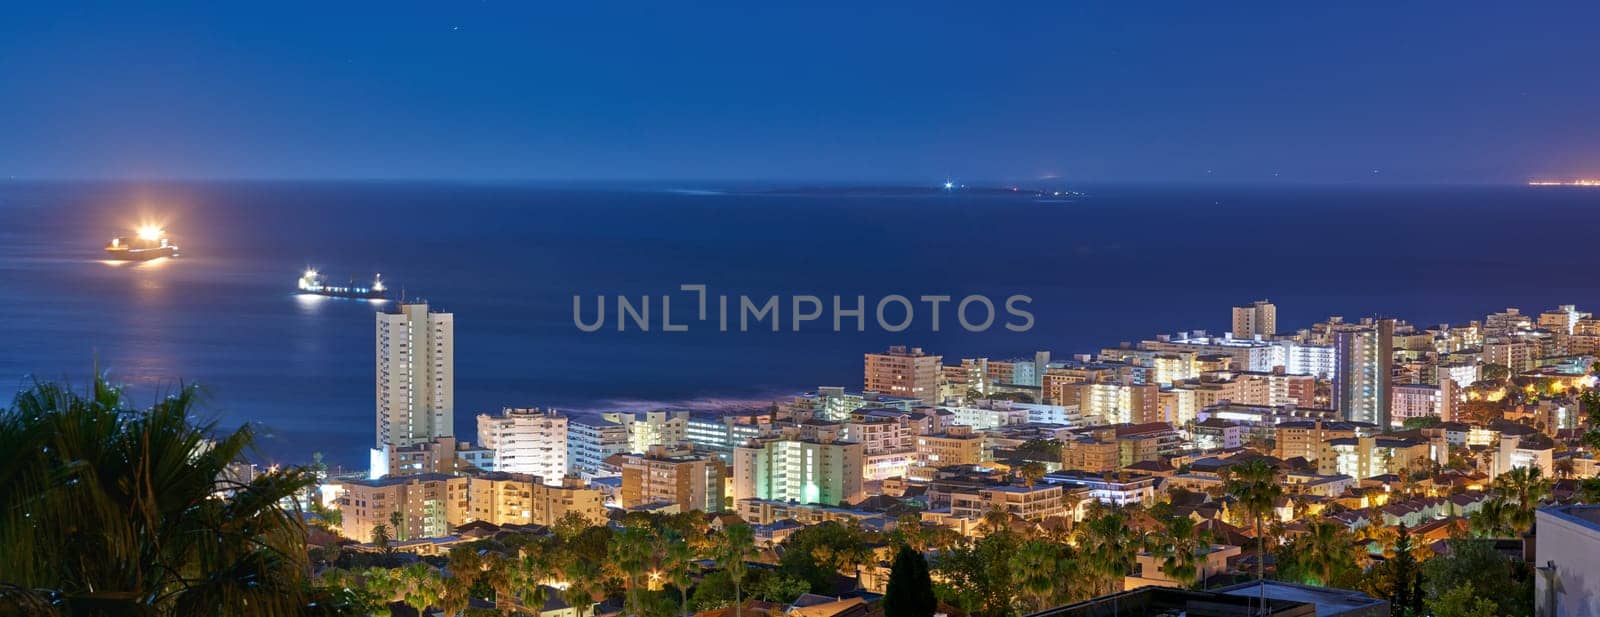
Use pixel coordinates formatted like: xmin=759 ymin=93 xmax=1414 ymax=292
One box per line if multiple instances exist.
xmin=1017 ymin=461 xmax=1048 ymax=489
xmin=511 ymin=548 xmax=551 ymax=617
xmin=1010 ymin=538 xmax=1075 ymax=611
xmin=1145 ymin=515 xmax=1211 ymax=589
xmin=400 ymin=563 xmax=441 ymax=616
xmin=480 ymin=552 xmax=516 ymax=616
xmin=1469 ymin=497 xmax=1516 ymax=538
xmin=371 ymin=524 xmax=393 ymax=555
xmin=612 ymin=524 xmax=659 ymax=616
xmin=663 ymin=532 xmax=697 ymax=617
xmin=1075 ymin=509 xmax=1136 ymax=597
xmin=1494 ymin=465 xmax=1551 ymax=532
xmin=362 ymin=566 xmax=405 ymax=606
xmin=390 ymin=510 xmax=407 ymax=542
xmin=432 ymin=570 xmax=472 ymax=617
xmin=713 ymin=523 xmax=757 ymax=617
xmin=1296 ymin=520 xmax=1358 ymax=587
xmin=0 ymin=378 xmax=315 ymax=615
xmin=561 ymin=558 xmax=605 ymax=617
xmin=980 ymin=504 xmax=1013 ymax=537
xmin=1223 ymin=459 xmax=1282 ymax=613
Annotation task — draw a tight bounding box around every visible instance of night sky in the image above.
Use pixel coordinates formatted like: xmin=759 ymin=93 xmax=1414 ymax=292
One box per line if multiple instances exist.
xmin=2 ymin=3 xmax=1597 ymax=184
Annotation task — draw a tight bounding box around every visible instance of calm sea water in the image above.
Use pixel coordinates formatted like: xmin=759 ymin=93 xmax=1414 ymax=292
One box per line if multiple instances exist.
xmin=1 ymin=181 xmax=1595 ymax=468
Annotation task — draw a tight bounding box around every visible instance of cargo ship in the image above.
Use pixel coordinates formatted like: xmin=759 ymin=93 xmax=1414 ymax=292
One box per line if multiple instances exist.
xmin=104 ymin=225 xmax=179 ymax=261
xmin=297 ymin=269 xmax=388 ymax=299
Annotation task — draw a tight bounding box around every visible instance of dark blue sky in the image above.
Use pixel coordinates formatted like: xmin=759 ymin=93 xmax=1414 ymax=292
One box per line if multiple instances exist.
xmin=2 ymin=3 xmax=1597 ymax=184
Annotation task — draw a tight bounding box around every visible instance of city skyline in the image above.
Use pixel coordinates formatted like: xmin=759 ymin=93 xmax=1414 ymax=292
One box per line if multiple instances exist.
xmin=6 ymin=7 xmax=1600 ymax=616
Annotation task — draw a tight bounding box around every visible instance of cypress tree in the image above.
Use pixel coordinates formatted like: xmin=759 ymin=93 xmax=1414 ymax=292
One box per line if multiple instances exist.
xmin=883 ymin=544 xmax=936 ymax=617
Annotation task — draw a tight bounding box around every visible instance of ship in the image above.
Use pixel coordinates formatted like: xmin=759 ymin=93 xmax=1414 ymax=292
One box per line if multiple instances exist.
xmin=104 ymin=225 xmax=179 ymax=260
xmin=297 ymin=269 xmax=388 ymax=299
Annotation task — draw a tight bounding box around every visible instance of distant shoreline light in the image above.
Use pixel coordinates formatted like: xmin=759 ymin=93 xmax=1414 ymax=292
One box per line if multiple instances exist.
xmin=1528 ymin=179 xmax=1600 ymax=186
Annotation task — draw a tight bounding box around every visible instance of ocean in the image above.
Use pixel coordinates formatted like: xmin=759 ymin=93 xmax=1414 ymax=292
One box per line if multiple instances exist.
xmin=1 ymin=181 xmax=1595 ymax=469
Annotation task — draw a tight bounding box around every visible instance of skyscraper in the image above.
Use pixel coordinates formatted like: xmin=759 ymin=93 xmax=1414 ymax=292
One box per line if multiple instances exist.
xmin=372 ymin=302 xmax=454 ymax=478
xmin=1231 ymin=300 xmax=1277 ymax=339
xmin=1333 ymin=318 xmax=1393 ymax=429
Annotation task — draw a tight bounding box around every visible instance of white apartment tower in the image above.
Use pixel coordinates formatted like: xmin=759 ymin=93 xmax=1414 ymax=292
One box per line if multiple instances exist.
xmin=477 ymin=408 xmax=569 ymax=483
xmin=373 ymin=302 xmax=454 ymax=477
xmin=1232 ymin=300 xmax=1277 ymax=340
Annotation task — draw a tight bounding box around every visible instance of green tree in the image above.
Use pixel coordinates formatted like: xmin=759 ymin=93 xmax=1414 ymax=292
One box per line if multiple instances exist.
xmin=1009 ymin=538 xmax=1076 ymax=611
xmin=1016 ymin=461 xmax=1048 ymax=489
xmin=1469 ymin=497 xmax=1516 ymax=538
xmin=777 ymin=520 xmax=870 ymax=592
xmin=1223 ymin=459 xmax=1282 ymax=608
xmin=662 ymin=531 xmax=697 ymax=617
xmin=1427 ymin=584 xmax=1500 ymax=617
xmin=0 ymin=379 xmax=317 ymax=615
xmin=1144 ymin=515 xmax=1211 ymax=589
xmin=390 ymin=510 xmax=407 ymax=542
xmin=400 ymin=563 xmax=442 ymax=616
xmin=371 ymin=524 xmax=394 ymax=557
xmin=883 ymin=544 xmax=937 ymax=617
xmin=750 ymin=572 xmax=809 ymax=604
xmin=1361 ymin=523 xmax=1423 ymax=617
xmin=612 ymin=525 xmax=660 ymax=617
xmin=479 ymin=552 xmax=516 ymax=616
xmin=1421 ymin=539 xmax=1530 ymax=617
xmin=1281 ymin=520 xmax=1360 ymax=588
xmin=512 ymin=548 xmax=552 ymax=617
xmin=712 ymin=523 xmax=756 ymax=617
xmin=1075 ymin=508 xmax=1136 ymax=598
xmin=932 ymin=532 xmax=1017 ymax=617
xmin=1494 ymin=465 xmax=1551 ymax=533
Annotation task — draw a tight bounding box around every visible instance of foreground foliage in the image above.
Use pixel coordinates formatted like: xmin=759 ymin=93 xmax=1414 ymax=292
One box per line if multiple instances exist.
xmin=0 ymin=379 xmax=317 ymax=616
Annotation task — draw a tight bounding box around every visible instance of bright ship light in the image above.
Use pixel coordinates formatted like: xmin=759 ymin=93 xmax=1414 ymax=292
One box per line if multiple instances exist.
xmin=298 ymin=269 xmax=321 ymax=292
xmin=136 ymin=225 xmax=164 ymax=241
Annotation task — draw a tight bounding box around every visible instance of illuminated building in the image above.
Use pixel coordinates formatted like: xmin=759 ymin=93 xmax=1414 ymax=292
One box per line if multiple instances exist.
xmin=733 ymin=436 xmax=864 ymax=506
xmin=1539 ymin=304 xmax=1590 ymax=335
xmin=614 ymin=445 xmax=729 ymax=513
xmin=1232 ymin=299 xmax=1277 ymax=339
xmin=372 ymin=302 xmax=454 ymax=479
xmin=1328 ymin=436 xmax=1428 ymax=479
xmin=789 ymin=386 xmax=919 ymax=422
xmin=336 ymin=473 xmax=469 ymax=542
xmin=1055 ymin=381 xmax=1160 ymax=424
xmin=1391 ymin=380 xmax=1458 ymax=426
xmin=566 ymin=414 xmax=629 ymax=479
xmin=864 ymin=345 xmax=944 ymax=405
xmin=948 ymin=483 xmax=1066 ymax=522
xmin=685 ymin=410 xmax=771 ymax=461
xmin=1061 ymin=429 xmax=1121 ymax=473
xmin=913 ymin=425 xmax=985 ymax=469
xmin=735 ymin=499 xmax=885 ymax=526
xmin=377 ymin=436 xmax=493 ymax=478
xmin=1484 ymin=307 xmax=1531 ymax=336
xmin=1333 ymin=318 xmax=1393 ymax=428
xmin=1192 ymin=418 xmax=1243 ymax=450
xmin=939 ymin=401 xmax=1032 ymax=429
xmin=603 ymin=409 xmax=690 ymax=453
xmin=465 ymin=472 xmax=606 ymax=527
xmin=1484 ymin=338 xmax=1535 ymax=373
xmin=1274 ymin=420 xmax=1363 ymax=469
xmin=1042 ymin=469 xmax=1159 ymax=508
xmin=476 ymin=408 xmax=568 ymax=483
